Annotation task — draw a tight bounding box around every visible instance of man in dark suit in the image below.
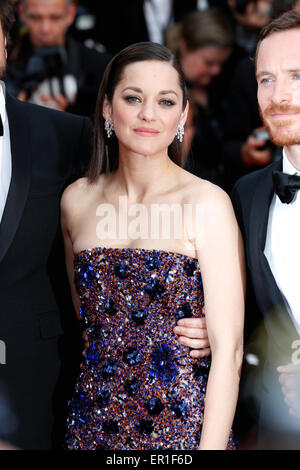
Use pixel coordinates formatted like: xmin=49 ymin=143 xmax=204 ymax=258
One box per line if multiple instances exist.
xmin=0 ymin=0 xmax=92 ymax=449
xmin=231 ymin=10 xmax=300 ymax=449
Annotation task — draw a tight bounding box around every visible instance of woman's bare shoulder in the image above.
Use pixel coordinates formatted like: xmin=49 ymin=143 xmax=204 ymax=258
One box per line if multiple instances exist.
xmin=179 ymin=169 xmax=231 ymax=209
xmin=61 ymin=175 xmax=105 ymax=215
xmin=61 ymin=177 xmax=89 ymax=211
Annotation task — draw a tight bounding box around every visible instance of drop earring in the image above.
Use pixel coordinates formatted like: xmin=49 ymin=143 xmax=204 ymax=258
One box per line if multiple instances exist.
xmin=176 ymin=123 xmax=184 ymax=143
xmin=104 ymin=118 xmax=114 ymax=138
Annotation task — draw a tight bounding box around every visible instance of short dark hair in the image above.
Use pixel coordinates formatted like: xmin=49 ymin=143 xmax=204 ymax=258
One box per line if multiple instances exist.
xmin=0 ymin=0 xmax=14 ymax=39
xmin=87 ymin=42 xmax=188 ymax=183
xmin=255 ymin=10 xmax=300 ymax=66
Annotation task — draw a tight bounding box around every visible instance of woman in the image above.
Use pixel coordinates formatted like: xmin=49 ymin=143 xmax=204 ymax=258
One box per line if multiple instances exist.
xmin=62 ymin=42 xmax=245 ymax=450
xmin=165 ymin=9 xmax=235 ymax=188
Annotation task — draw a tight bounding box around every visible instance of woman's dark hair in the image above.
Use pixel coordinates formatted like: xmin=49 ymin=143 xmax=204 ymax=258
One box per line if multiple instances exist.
xmin=0 ymin=0 xmax=14 ymax=40
xmin=87 ymin=41 xmax=188 ymax=183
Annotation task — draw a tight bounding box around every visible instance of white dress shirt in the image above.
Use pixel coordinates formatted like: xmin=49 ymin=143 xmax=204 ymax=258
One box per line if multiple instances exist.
xmin=144 ymin=0 xmax=173 ymax=44
xmin=0 ymin=81 xmax=12 ymax=224
xmin=264 ymin=150 xmax=300 ymax=333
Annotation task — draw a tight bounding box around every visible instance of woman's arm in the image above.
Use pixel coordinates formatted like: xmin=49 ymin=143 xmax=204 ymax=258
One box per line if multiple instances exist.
xmin=195 ymin=185 xmax=245 ymax=450
xmin=60 ymin=186 xmax=81 ymax=318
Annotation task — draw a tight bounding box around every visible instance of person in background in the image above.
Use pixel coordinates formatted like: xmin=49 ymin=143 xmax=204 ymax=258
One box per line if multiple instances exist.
xmin=222 ymin=0 xmax=300 ymax=192
xmin=5 ymin=0 xmax=111 ymax=116
xmin=227 ymin=0 xmax=272 ymax=55
xmin=271 ymin=0 xmax=300 ymax=18
xmin=165 ymin=9 xmax=234 ymax=188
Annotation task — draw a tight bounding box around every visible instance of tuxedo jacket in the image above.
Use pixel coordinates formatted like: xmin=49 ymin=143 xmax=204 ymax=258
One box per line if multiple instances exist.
xmin=0 ymin=94 xmax=92 ymax=449
xmin=232 ymin=158 xmax=300 ymax=361
xmin=231 ymin=159 xmax=300 ymax=445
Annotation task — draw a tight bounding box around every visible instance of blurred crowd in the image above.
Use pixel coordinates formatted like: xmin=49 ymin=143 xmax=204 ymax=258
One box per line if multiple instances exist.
xmin=6 ymin=0 xmax=300 ymax=195
xmin=2 ymin=0 xmax=300 ymax=450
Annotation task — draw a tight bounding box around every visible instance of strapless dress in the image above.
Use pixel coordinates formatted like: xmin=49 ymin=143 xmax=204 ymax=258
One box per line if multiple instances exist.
xmin=65 ymin=247 xmax=236 ymax=450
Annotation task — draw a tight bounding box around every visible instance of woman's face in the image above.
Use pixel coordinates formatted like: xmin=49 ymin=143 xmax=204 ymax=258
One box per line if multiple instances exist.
xmin=180 ymin=43 xmax=231 ymax=87
xmin=103 ymin=60 xmax=188 ymax=159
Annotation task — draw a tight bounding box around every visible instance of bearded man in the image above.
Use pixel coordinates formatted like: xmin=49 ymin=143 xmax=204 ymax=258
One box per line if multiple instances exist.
xmin=231 ymin=9 xmax=300 ymax=449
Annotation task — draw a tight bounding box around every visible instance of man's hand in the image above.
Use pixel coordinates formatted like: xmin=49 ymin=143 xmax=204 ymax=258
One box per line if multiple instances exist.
xmin=17 ymin=90 xmax=28 ymax=102
xmin=17 ymin=90 xmax=68 ymax=111
xmin=241 ymin=128 xmax=272 ymax=168
xmin=278 ymin=363 xmax=300 ymax=419
xmin=82 ymin=317 xmax=211 ymax=361
xmin=173 ymin=317 xmax=210 ymax=358
xmin=39 ymin=92 xmax=68 ymax=111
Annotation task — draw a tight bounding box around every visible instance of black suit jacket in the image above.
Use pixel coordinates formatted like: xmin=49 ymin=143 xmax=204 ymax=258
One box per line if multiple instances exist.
xmin=231 ymin=159 xmax=300 ymax=447
xmin=0 ymin=95 xmax=92 ymax=449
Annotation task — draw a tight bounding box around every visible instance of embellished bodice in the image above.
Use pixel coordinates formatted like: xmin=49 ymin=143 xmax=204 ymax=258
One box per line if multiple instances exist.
xmin=66 ymin=247 xmax=220 ymax=450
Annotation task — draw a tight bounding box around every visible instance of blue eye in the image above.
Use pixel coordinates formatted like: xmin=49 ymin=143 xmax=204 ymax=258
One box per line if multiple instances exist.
xmin=125 ymin=96 xmax=141 ymax=103
xmin=260 ymin=77 xmax=272 ymax=84
xmin=160 ymin=99 xmax=174 ymax=106
xmin=294 ymin=73 xmax=300 ymax=80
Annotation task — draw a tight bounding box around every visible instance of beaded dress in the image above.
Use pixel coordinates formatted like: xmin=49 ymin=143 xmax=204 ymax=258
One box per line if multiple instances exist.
xmin=65 ymin=247 xmax=236 ymax=450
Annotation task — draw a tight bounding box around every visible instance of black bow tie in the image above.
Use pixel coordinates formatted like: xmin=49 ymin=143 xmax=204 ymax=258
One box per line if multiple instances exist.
xmin=272 ymin=170 xmax=300 ymax=204
xmin=0 ymin=114 xmax=3 ymax=136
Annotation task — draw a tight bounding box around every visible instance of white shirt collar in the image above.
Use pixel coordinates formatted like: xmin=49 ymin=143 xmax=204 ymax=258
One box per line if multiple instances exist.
xmin=0 ymin=80 xmax=6 ymax=127
xmin=282 ymin=148 xmax=300 ymax=176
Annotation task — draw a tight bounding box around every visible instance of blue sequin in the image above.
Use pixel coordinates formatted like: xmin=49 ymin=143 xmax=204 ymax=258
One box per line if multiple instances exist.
xmin=145 ymin=253 xmax=161 ymax=270
xmin=124 ymin=378 xmax=141 ymax=396
xmin=170 ymin=400 xmax=187 ymax=419
xmin=131 ymin=308 xmax=148 ymax=326
xmin=123 ymin=347 xmax=143 ymax=366
xmin=145 ymin=397 xmax=165 ymax=416
xmin=104 ymin=298 xmax=118 ymax=316
xmin=150 ymin=343 xmax=178 ymax=382
xmin=184 ymin=260 xmax=197 ymax=277
xmin=137 ymin=419 xmax=154 ymax=435
xmin=176 ymin=302 xmax=193 ymax=320
xmin=85 ymin=343 xmax=101 ymax=366
xmin=76 ymin=263 xmax=95 ymax=288
xmin=101 ymin=359 xmax=117 ymax=379
xmin=144 ymin=277 xmax=165 ymax=300
xmin=114 ymin=261 xmax=129 ymax=279
xmin=96 ymin=389 xmax=110 ymax=408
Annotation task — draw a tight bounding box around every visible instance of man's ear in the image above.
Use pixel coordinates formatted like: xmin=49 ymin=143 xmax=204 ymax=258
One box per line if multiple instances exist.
xmin=102 ymin=95 xmax=112 ymax=120
xmin=66 ymin=2 xmax=77 ymax=28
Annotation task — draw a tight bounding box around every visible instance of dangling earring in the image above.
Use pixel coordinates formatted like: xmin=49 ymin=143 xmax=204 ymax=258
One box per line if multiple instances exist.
xmin=176 ymin=123 xmax=184 ymax=143
xmin=104 ymin=118 xmax=114 ymax=138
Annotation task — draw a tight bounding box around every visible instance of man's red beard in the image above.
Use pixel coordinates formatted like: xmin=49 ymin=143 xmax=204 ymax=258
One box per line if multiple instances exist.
xmin=259 ymin=103 xmax=300 ymax=146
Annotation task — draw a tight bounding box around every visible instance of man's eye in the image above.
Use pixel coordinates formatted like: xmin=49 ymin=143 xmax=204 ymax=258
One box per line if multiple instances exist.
xmin=260 ymin=77 xmax=272 ymax=84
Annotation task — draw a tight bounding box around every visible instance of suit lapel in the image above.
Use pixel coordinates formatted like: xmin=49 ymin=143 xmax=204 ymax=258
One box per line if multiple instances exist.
xmin=249 ymin=159 xmax=299 ymax=356
xmin=0 ymin=95 xmax=31 ymax=264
